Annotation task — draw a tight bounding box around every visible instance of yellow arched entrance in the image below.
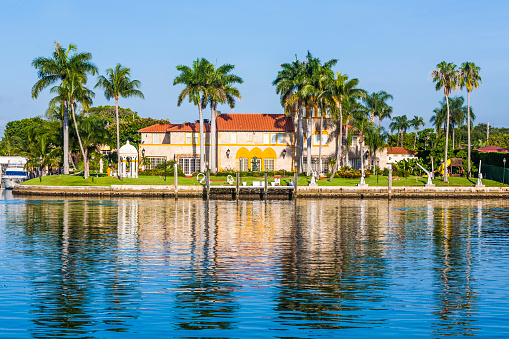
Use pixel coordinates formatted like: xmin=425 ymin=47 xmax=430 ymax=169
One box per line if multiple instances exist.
xmin=249 ymin=147 xmax=263 ymax=171
xmin=262 ymin=147 xmax=277 ymax=172
xmin=262 ymin=148 xmax=276 ymax=159
xmin=236 ymin=147 xmax=249 ymax=159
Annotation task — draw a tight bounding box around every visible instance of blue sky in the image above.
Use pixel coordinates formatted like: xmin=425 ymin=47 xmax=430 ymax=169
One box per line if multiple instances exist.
xmin=1 ymin=0 xmax=508 ymax=135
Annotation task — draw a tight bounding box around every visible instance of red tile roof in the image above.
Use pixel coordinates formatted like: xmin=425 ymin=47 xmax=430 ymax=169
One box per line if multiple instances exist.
xmin=138 ymin=124 xmax=172 ymax=133
xmin=475 ymin=145 xmax=509 ymax=153
xmin=166 ymin=122 xmax=211 ymax=132
xmin=216 ymin=113 xmax=294 ymax=132
xmin=387 ymin=147 xmax=417 ymax=155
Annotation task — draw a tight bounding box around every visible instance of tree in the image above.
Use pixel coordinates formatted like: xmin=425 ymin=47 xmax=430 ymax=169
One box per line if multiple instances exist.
xmin=350 ymin=112 xmax=372 ymax=178
xmin=328 ymin=73 xmax=366 ymax=181
xmin=459 ymin=62 xmax=482 ymax=178
xmin=410 ymin=116 xmax=425 ymax=150
xmin=389 ymin=115 xmax=411 ymax=148
xmin=431 ymin=61 xmax=458 ymax=182
xmin=362 ymin=91 xmax=393 ymax=126
xmin=95 ymin=63 xmax=144 ymax=179
xmin=206 ymin=63 xmax=243 ymax=173
xmin=31 ymin=42 xmax=98 ymax=174
xmin=50 ymin=70 xmax=95 ymax=179
xmin=173 ymin=58 xmax=210 ymax=172
xmin=273 ymin=55 xmax=307 ymax=173
xmin=76 ymin=115 xmax=108 ymax=178
xmin=365 ymin=126 xmax=388 ymax=170
xmin=448 ymin=96 xmax=467 ymax=149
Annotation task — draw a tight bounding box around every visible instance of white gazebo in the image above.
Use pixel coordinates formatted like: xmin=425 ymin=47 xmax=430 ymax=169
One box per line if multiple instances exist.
xmin=119 ymin=140 xmax=139 ymax=178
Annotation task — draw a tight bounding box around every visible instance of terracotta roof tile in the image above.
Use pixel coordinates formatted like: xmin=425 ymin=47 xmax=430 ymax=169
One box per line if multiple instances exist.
xmin=216 ymin=113 xmax=294 ymax=132
xmin=387 ymin=147 xmax=417 ymax=155
xmin=138 ymin=124 xmax=172 ymax=133
xmin=166 ymin=122 xmax=211 ymax=132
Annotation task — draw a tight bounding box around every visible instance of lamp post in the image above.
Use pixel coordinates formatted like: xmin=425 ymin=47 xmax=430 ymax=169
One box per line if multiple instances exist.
xmin=226 ymin=149 xmax=230 ymax=159
xmin=282 ymin=149 xmax=286 ymax=159
xmin=502 ymin=158 xmax=505 ymax=186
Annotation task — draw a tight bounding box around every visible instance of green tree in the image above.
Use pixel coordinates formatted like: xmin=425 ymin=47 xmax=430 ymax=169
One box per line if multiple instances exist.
xmin=362 ymin=90 xmax=393 ymax=127
xmin=328 ymin=73 xmax=366 ymax=181
xmin=50 ymin=71 xmax=95 ymax=179
xmin=95 ymin=63 xmax=144 ymax=179
xmin=351 ymin=112 xmax=373 ymax=178
xmin=206 ymin=63 xmax=243 ymax=173
xmin=389 ymin=115 xmax=411 ymax=148
xmin=410 ymin=116 xmax=425 ymax=150
xmin=77 ymin=115 xmax=108 ymax=178
xmin=431 ymin=61 xmax=458 ymax=182
xmin=273 ymin=55 xmax=307 ymax=173
xmin=31 ymin=42 xmax=98 ymax=174
xmin=173 ymin=58 xmax=210 ymax=172
xmin=365 ymin=126 xmax=388 ymax=170
xmin=459 ymin=62 xmax=482 ymax=178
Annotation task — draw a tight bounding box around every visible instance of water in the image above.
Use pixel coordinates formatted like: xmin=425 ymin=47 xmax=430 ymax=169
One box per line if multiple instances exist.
xmin=1 ymin=190 xmax=509 ymax=338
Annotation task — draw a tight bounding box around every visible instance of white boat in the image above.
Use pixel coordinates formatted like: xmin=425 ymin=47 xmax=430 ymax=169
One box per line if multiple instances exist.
xmin=2 ymin=165 xmax=29 ymax=189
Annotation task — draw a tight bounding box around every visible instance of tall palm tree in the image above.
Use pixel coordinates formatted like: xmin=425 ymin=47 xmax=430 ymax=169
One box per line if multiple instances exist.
xmin=50 ymin=71 xmax=95 ymax=178
xmin=206 ymin=63 xmax=243 ymax=173
xmin=173 ymin=58 xmax=210 ymax=172
xmin=95 ymin=64 xmax=144 ymax=179
xmin=31 ymin=42 xmax=98 ymax=175
xmin=459 ymin=62 xmax=481 ymax=178
xmin=431 ymin=61 xmax=458 ymax=183
xmin=410 ymin=116 xmax=425 ymax=150
xmin=389 ymin=115 xmax=411 ymax=148
xmin=328 ymin=73 xmax=366 ymax=181
xmin=430 ymin=100 xmax=447 ymax=136
xmin=273 ymin=55 xmax=306 ymax=173
xmin=351 ymin=112 xmax=372 ymax=178
xmin=362 ymin=91 xmax=393 ymax=126
xmin=365 ymin=126 xmax=388 ymax=170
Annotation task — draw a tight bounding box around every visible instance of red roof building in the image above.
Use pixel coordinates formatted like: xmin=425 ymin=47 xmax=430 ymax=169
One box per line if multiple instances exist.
xmin=474 ymin=145 xmax=509 ymax=153
xmin=138 ymin=124 xmax=172 ymax=133
xmin=387 ymin=147 xmax=418 ymax=155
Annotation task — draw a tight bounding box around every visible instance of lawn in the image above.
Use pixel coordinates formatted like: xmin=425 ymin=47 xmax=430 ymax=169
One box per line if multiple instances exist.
xmin=21 ymin=174 xmax=505 ymax=187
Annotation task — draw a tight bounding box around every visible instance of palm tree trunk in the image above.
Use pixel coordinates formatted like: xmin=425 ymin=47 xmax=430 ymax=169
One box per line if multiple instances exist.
xmin=414 ymin=132 xmax=417 ymax=151
xmin=115 ymin=98 xmax=122 ymax=180
xmin=63 ymin=100 xmax=69 ymax=175
xmin=211 ymin=101 xmax=217 ymax=173
xmin=319 ymin=102 xmax=323 ymax=174
xmin=70 ymin=103 xmax=87 ymax=179
xmin=84 ymin=148 xmax=89 ymax=179
xmin=328 ymin=101 xmax=342 ymax=181
xmin=298 ymin=104 xmax=303 ymax=173
xmin=306 ymin=113 xmax=312 ymax=176
xmin=444 ymin=95 xmax=450 ymax=183
xmin=452 ymin=122 xmax=455 ymax=149
xmin=401 ymin=129 xmax=404 ymax=148
xmin=345 ymin=124 xmax=350 ymax=168
xmin=198 ymin=101 xmax=205 ymax=172
xmin=467 ymin=91 xmax=472 ymax=178
xmin=360 ymin=137 xmax=365 ymax=176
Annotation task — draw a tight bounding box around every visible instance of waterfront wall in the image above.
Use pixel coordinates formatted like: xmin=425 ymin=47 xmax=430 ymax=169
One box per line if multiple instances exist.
xmin=13 ymin=184 xmax=509 ymax=199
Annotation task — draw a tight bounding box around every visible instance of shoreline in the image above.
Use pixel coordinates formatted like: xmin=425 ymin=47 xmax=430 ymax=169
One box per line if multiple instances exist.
xmin=12 ymin=184 xmax=509 ymax=199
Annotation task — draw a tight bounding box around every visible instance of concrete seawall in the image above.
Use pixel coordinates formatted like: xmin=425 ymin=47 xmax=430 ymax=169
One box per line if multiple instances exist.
xmin=13 ymin=184 xmax=509 ymax=199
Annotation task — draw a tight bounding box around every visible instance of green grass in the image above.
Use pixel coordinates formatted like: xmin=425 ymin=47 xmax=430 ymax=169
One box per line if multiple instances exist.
xmin=22 ymin=174 xmax=505 ymax=187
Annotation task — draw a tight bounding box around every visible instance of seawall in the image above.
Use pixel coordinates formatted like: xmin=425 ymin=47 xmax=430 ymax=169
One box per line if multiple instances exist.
xmin=12 ymin=184 xmax=509 ymax=199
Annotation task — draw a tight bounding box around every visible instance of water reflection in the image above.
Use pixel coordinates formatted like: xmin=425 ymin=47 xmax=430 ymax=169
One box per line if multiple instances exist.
xmin=0 ymin=194 xmax=509 ymax=337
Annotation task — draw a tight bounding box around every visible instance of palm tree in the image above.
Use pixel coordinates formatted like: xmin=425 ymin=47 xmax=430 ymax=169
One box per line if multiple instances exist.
xmin=95 ymin=63 xmax=144 ymax=179
xmin=328 ymin=73 xmax=366 ymax=181
xmin=273 ymin=55 xmax=306 ymax=173
xmin=31 ymin=42 xmax=98 ymax=175
xmin=362 ymin=91 xmax=393 ymax=126
xmin=459 ymin=62 xmax=481 ymax=178
xmin=431 ymin=61 xmax=458 ymax=183
xmin=410 ymin=116 xmax=425 ymax=150
xmin=77 ymin=115 xmax=109 ymax=178
xmin=351 ymin=112 xmax=372 ymax=178
xmin=365 ymin=126 xmax=388 ymax=170
xmin=389 ymin=115 xmax=411 ymax=148
xmin=173 ymin=58 xmax=210 ymax=172
xmin=206 ymin=63 xmax=243 ymax=173
xmin=50 ymin=71 xmax=95 ymax=178
xmin=448 ymin=96 xmax=467 ymax=149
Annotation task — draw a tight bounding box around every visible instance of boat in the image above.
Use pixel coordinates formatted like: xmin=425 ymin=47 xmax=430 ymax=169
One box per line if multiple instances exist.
xmin=2 ymin=164 xmax=29 ymax=189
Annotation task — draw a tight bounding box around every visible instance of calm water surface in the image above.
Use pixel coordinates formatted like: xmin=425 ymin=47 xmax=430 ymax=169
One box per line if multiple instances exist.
xmin=1 ymin=191 xmax=509 ymax=338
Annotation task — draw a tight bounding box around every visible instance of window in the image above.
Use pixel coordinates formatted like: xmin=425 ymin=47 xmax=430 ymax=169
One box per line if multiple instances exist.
xmin=264 ymin=159 xmax=274 ymax=172
xmin=264 ymin=133 xmax=270 ymax=144
xmin=271 ymin=133 xmax=277 ymax=144
xmin=277 ymin=133 xmax=284 ymax=144
xmin=239 ymin=158 xmax=249 ymax=172
xmin=302 ymin=107 xmax=307 ymax=118
xmin=153 ymin=134 xmax=160 ymax=144
xmin=352 ymin=136 xmax=358 ymax=145
xmin=317 ymin=108 xmax=322 ymax=117
xmin=186 ymin=133 xmax=192 ymax=144
xmin=322 ymin=133 xmax=328 ymax=145
xmin=193 ymin=133 xmax=199 ymax=144
xmin=178 ymin=157 xmax=199 ymax=175
xmin=325 ymin=107 xmax=332 ymax=118
xmin=230 ymin=133 xmax=237 ymax=144
xmin=314 ymin=133 xmax=320 ymax=145
xmin=146 ymin=157 xmax=166 ymax=170
xmin=310 ymin=108 xmax=314 ymax=118
xmin=247 ymin=132 xmax=253 ymax=141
